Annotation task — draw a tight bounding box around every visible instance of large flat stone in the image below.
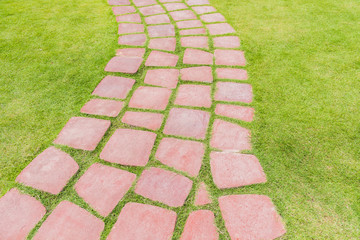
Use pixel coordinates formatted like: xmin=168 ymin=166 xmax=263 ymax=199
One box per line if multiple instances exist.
xmin=116 ymin=13 xmax=141 ymax=23
xmin=180 ymin=210 xmax=218 ymax=240
xmin=116 ymin=48 xmax=145 ymax=57
xmin=180 ymin=66 xmax=213 ymax=83
xmin=170 ymin=10 xmax=197 ymax=21
xmin=215 ymin=82 xmax=253 ymax=103
xmin=129 ymin=86 xmax=172 ymax=110
xmin=213 ymin=36 xmax=240 ymax=48
xmin=104 ymin=56 xmax=143 ymax=74
xmin=145 ymin=14 xmax=171 ymax=24
xmin=183 ymin=48 xmax=213 ymax=65
xmin=122 ymin=111 xmax=164 ymax=130
xmin=200 ymin=13 xmax=225 ymax=23
xmin=164 ymin=3 xmax=188 ymax=11
xmin=92 ymin=76 xmax=135 ymax=99
xmin=139 ymin=5 xmax=165 ymax=15
xmin=215 ymin=104 xmax=254 ymax=122
xmin=145 ymin=51 xmax=179 ymax=67
xmin=118 ymin=23 xmax=144 ymax=34
xmin=81 ymin=99 xmax=124 ymax=117
xmin=112 ymin=6 xmax=135 ymax=15
xmin=207 ymin=23 xmax=235 ymax=35
xmin=216 ymin=68 xmax=248 ymax=80
xmin=180 ymin=28 xmax=206 ymax=36
xmin=175 ymin=84 xmax=212 ymax=108
xmin=181 ymin=36 xmax=209 ymax=49
xmin=148 ymin=24 xmax=175 ymax=37
xmin=144 ymin=68 xmax=179 ymax=89
xmin=176 ymin=20 xmax=203 ymax=29
xmin=118 ymin=34 xmax=146 ymax=46
xmin=149 ymin=38 xmax=176 ymax=51
xmin=214 ymin=49 xmax=246 ymax=66
xmin=192 ymin=6 xmax=216 ymax=14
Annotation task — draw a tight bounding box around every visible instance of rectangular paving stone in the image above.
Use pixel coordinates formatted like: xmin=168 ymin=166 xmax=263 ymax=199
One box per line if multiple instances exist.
xmin=160 ymin=0 xmax=181 ymax=2
xmin=192 ymin=5 xmax=216 ymax=14
xmin=215 ymin=82 xmax=253 ymax=103
xmin=180 ymin=210 xmax=218 ymax=240
xmin=200 ymin=13 xmax=225 ymax=22
xmin=207 ymin=23 xmax=236 ymax=35
xmin=180 ymin=28 xmax=206 ymax=35
xmin=118 ymin=23 xmax=144 ymax=34
xmin=139 ymin=5 xmax=165 ymax=15
xmin=213 ymin=36 xmax=240 ymax=48
xmin=104 ymin=56 xmax=143 ymax=74
xmin=145 ymin=14 xmax=171 ymax=24
xmin=116 ymin=48 xmax=146 ymax=57
xmin=176 ymin=20 xmax=203 ymax=29
xmin=149 ymin=38 xmax=176 ymax=51
xmin=81 ymin=99 xmax=124 ymax=117
xmin=183 ymin=48 xmax=213 ymax=65
xmin=144 ymin=68 xmax=179 ymax=89
xmin=181 ymin=36 xmax=208 ymax=49
xmin=186 ymin=0 xmax=210 ymax=6
xmin=129 ymin=86 xmax=172 ymax=110
xmin=122 ymin=111 xmax=164 ymax=130
xmin=170 ymin=10 xmax=197 ymax=21
xmin=112 ymin=6 xmax=136 ymax=15
xmin=92 ymin=75 xmax=135 ymax=99
xmin=180 ymin=66 xmax=213 ymax=82
xmin=175 ymin=84 xmax=212 ymax=108
xmin=216 ymin=68 xmax=248 ymax=80
xmin=145 ymin=50 xmax=179 ymax=66
xmin=148 ymin=24 xmax=175 ymax=37
xmin=164 ymin=3 xmax=188 ymax=11
xmin=118 ymin=34 xmax=147 ymax=46
xmin=133 ymin=0 xmax=157 ymax=6
xmin=214 ymin=49 xmax=246 ymax=66
xmin=108 ymin=0 xmax=130 ymax=5
xmin=194 ymin=182 xmax=212 ymax=206
xmin=116 ymin=13 xmax=142 ymax=23
xmin=215 ymin=104 xmax=254 ymax=122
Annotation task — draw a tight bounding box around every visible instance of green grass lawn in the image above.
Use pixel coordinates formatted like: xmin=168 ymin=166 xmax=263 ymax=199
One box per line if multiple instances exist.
xmin=1 ymin=0 xmax=360 ymax=239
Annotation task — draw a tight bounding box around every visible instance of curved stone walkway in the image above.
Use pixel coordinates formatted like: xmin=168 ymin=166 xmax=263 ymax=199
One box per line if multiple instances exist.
xmin=0 ymin=0 xmax=286 ymax=239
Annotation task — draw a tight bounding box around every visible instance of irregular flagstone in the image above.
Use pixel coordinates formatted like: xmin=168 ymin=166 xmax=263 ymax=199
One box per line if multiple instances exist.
xmin=116 ymin=13 xmax=142 ymax=23
xmin=122 ymin=111 xmax=164 ymax=130
xmin=181 ymin=36 xmax=209 ymax=49
xmin=54 ymin=117 xmax=111 ymax=151
xmin=116 ymin=48 xmax=145 ymax=57
xmin=175 ymin=84 xmax=212 ymax=108
xmin=215 ymin=104 xmax=254 ymax=122
xmin=183 ymin=48 xmax=213 ymax=65
xmin=145 ymin=14 xmax=171 ymax=24
xmin=129 ymin=86 xmax=172 ymax=110
xmin=144 ymin=68 xmax=179 ymax=89
xmin=118 ymin=33 xmax=146 ymax=46
xmin=216 ymin=68 xmax=248 ymax=80
xmin=180 ymin=210 xmax=219 ymax=240
xmin=0 ymin=189 xmax=46 ymax=240
xmin=180 ymin=66 xmax=213 ymax=82
xmin=213 ymin=36 xmax=240 ymax=48
xmin=139 ymin=5 xmax=165 ymax=16
xmin=186 ymin=0 xmax=210 ymax=6
xmin=92 ymin=75 xmax=135 ymax=99
xmin=108 ymin=0 xmax=130 ymax=5
xmin=207 ymin=23 xmax=236 ymax=35
xmin=218 ymin=195 xmax=286 ymax=240
xmin=201 ymin=13 xmax=225 ymax=23
xmin=214 ymin=49 xmax=246 ymax=66
xmin=104 ymin=56 xmax=143 ymax=74
xmin=100 ymin=128 xmax=156 ymax=166
xmin=170 ymin=10 xmax=197 ymax=21
xmin=192 ymin=5 xmax=216 ymax=14
xmin=118 ymin=23 xmax=144 ymax=34
xmin=194 ymin=182 xmax=212 ymax=206
xmin=107 ymin=202 xmax=177 ymax=240
xmin=155 ymin=137 xmax=205 ymax=177
xmin=16 ymin=147 xmax=78 ymax=194
xmin=135 ymin=167 xmax=193 ymax=207
xmin=74 ymin=163 xmax=136 ymax=217
xmin=81 ymin=99 xmax=124 ymax=117
xmin=145 ymin=50 xmax=179 ymax=66
xmin=148 ymin=24 xmax=175 ymax=37
xmin=215 ymin=82 xmax=253 ymax=103
xmin=180 ymin=28 xmax=207 ymax=35
xmin=164 ymin=2 xmax=188 ymax=11
xmin=176 ymin=20 xmax=203 ymax=29
xmin=112 ymin=6 xmax=136 ymax=15
xmin=133 ymin=0 xmax=157 ymax=6
xmin=34 ymin=201 xmax=104 ymax=240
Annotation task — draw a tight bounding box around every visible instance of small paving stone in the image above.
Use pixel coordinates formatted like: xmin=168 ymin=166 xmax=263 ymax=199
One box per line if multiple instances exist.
xmin=145 ymin=14 xmax=170 ymax=24
xmin=218 ymin=195 xmax=286 ymax=240
xmin=215 ymin=104 xmax=254 ymax=122
xmin=104 ymin=56 xmax=143 ymax=73
xmin=181 ymin=36 xmax=208 ymax=49
xmin=129 ymin=86 xmax=172 ymax=110
xmin=145 ymin=50 xmax=179 ymax=67
xmin=107 ymin=202 xmax=177 ymax=240
xmin=139 ymin=5 xmax=165 ymax=16
xmin=118 ymin=23 xmax=144 ymax=34
xmin=112 ymin=6 xmax=136 ymax=15
xmin=170 ymin=10 xmax=197 ymax=21
xmin=155 ymin=137 xmax=205 ymax=177
xmin=116 ymin=13 xmax=141 ymax=23
xmin=210 ymin=152 xmax=266 ymax=189
xmin=0 ymin=189 xmax=46 ymax=240
xmin=213 ymin=36 xmax=240 ymax=48
xmin=144 ymin=68 xmax=179 ymax=89
xmin=175 ymin=84 xmax=212 ymax=108
xmin=183 ymin=48 xmax=213 ymax=65
xmin=116 ymin=48 xmax=145 ymax=57
xmin=176 ymin=20 xmax=203 ymax=29
xmin=180 ymin=28 xmax=206 ymax=35
xmin=16 ymin=147 xmax=78 ymax=194
xmin=74 ymin=163 xmax=136 ymax=217
xmin=148 ymin=24 xmax=175 ymax=37
xmin=149 ymin=38 xmax=176 ymax=51
xmin=214 ymin=49 xmax=246 ymax=66
xmin=81 ymin=99 xmax=124 ymax=117
xmin=164 ymin=2 xmax=188 ymax=11
xmin=210 ymin=119 xmax=251 ymax=151
xmin=122 ymin=111 xmax=164 ymax=130
xmin=133 ymin=0 xmax=157 ymax=6
xmin=194 ymin=182 xmax=211 ymax=206
xmin=192 ymin=5 xmax=216 ymax=14
xmin=200 ymin=13 xmax=225 ymax=23
xmin=215 ymin=82 xmax=253 ymax=103
xmin=108 ymin=0 xmax=130 ymax=5
xmin=180 ymin=210 xmax=218 ymax=240
xmin=207 ymin=23 xmax=236 ymax=35
xmin=216 ymin=68 xmax=248 ymax=80
xmin=54 ymin=117 xmax=111 ymax=151
xmin=100 ymin=129 xmax=156 ymax=166
xmin=180 ymin=66 xmax=213 ymax=82
xmin=118 ymin=34 xmax=146 ymax=46
xmin=135 ymin=167 xmax=193 ymax=207
xmin=160 ymin=0 xmax=181 ymax=2
xmin=187 ymin=0 xmax=210 ymax=6
xmin=34 ymin=201 xmax=104 ymax=240
xmin=164 ymin=108 xmax=210 ymax=139
xmin=92 ymin=75 xmax=135 ymax=99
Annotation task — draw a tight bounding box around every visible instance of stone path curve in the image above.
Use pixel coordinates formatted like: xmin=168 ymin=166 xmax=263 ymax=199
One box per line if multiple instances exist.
xmin=0 ymin=0 xmax=287 ymax=239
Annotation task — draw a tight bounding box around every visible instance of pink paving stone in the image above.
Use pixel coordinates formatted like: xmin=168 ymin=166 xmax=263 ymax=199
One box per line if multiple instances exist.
xmin=210 ymin=119 xmax=251 ymax=151
xmin=215 ymin=104 xmax=254 ymax=122
xmin=133 ymin=0 xmax=157 ymax=6
xmin=16 ymin=147 xmax=78 ymax=194
xmin=194 ymin=182 xmax=211 ymax=206
xmin=218 ymin=195 xmax=286 ymax=240
xmin=116 ymin=13 xmax=142 ymax=23
xmin=180 ymin=28 xmax=206 ymax=36
xmin=180 ymin=210 xmax=219 ymax=240
xmin=92 ymin=76 xmax=135 ymax=99
xmin=164 ymin=108 xmax=210 ymax=139
xmin=215 ymin=49 xmax=246 ymax=66
xmin=200 ymin=13 xmax=225 ymax=23
xmin=118 ymin=23 xmax=144 ymax=34
xmin=207 ymin=23 xmax=236 ymax=35
xmin=108 ymin=0 xmax=130 ymax=5
xmin=145 ymin=14 xmax=170 ymax=24
xmin=181 ymin=36 xmax=208 ymax=49
xmin=155 ymin=137 xmax=205 ymax=177
xmin=149 ymin=38 xmax=176 ymax=51
xmin=100 ymin=129 xmax=156 ymax=166
xmin=175 ymin=84 xmax=212 ymax=108
xmin=216 ymin=68 xmax=248 ymax=80
xmin=213 ymin=36 xmax=240 ymax=48
xmin=160 ymin=0 xmax=180 ymax=2
xmin=112 ymin=6 xmax=136 ymax=15
xmin=74 ymin=163 xmax=136 ymax=217
xmin=176 ymin=20 xmax=203 ymax=29
xmin=107 ymin=202 xmax=177 ymax=240
xmin=116 ymin=48 xmax=146 ymax=57
xmin=144 ymin=68 xmax=179 ymax=89
xmin=210 ymin=152 xmax=266 ymax=189
xmin=183 ymin=48 xmax=213 ymax=65
xmin=148 ymin=24 xmax=175 ymax=37
xmin=139 ymin=5 xmax=165 ymax=16
xmin=145 ymin=50 xmax=179 ymax=67
xmin=164 ymin=2 xmax=188 ymax=11
xmin=215 ymin=82 xmax=253 ymax=103
xmin=104 ymin=56 xmax=143 ymax=74
xmin=135 ymin=167 xmax=193 ymax=207
xmin=129 ymin=86 xmax=172 ymax=110
xmin=192 ymin=5 xmax=216 ymax=14
xmin=122 ymin=111 xmax=164 ymax=130
xmin=118 ymin=34 xmax=146 ymax=46
xmin=186 ymin=0 xmax=210 ymax=5
xmin=170 ymin=10 xmax=197 ymax=21
xmin=180 ymin=66 xmax=213 ymax=82
xmin=0 ymin=189 xmax=46 ymax=240
xmin=34 ymin=201 xmax=104 ymax=240
xmin=54 ymin=117 xmax=111 ymax=151
xmin=81 ymin=99 xmax=124 ymax=117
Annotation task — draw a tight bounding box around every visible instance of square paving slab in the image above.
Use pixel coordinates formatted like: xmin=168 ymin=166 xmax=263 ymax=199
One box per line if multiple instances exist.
xmin=215 ymin=104 xmax=254 ymax=122
xmin=207 ymin=23 xmax=236 ymax=35
xmin=145 ymin=14 xmax=171 ymax=24
xmin=214 ymin=49 xmax=246 ymax=66
xmin=213 ymin=36 xmax=240 ymax=48
xmin=92 ymin=75 xmax=135 ymax=99
xmin=180 ymin=28 xmax=207 ymax=36
xmin=118 ymin=34 xmax=146 ymax=46
xmin=200 ymin=13 xmax=225 ymax=23
xmin=164 ymin=3 xmax=188 ymax=11
xmin=216 ymin=68 xmax=248 ymax=80
xmin=176 ymin=20 xmax=203 ymax=29
xmin=144 ymin=68 xmax=179 ymax=89
xmin=81 ymin=99 xmax=124 ymax=117
xmin=183 ymin=48 xmax=213 ymax=65
xmin=148 ymin=24 xmax=175 ymax=37
xmin=112 ymin=6 xmax=136 ymax=15
xmin=145 ymin=51 xmax=179 ymax=67
xmin=104 ymin=56 xmax=143 ymax=74
xmin=118 ymin=23 xmax=144 ymax=34
xmin=129 ymin=86 xmax=172 ymax=110
xmin=139 ymin=5 xmax=165 ymax=15
xmin=149 ymin=38 xmax=176 ymax=51
xmin=116 ymin=13 xmax=141 ymax=23
xmin=180 ymin=66 xmax=213 ymax=82
xmin=122 ymin=111 xmax=164 ymax=130
xmin=215 ymin=82 xmax=253 ymax=103
xmin=180 ymin=210 xmax=218 ymax=240
xmin=116 ymin=48 xmax=145 ymax=57
xmin=192 ymin=6 xmax=216 ymax=14
xmin=170 ymin=10 xmax=197 ymax=21
xmin=181 ymin=36 xmax=209 ymax=49
xmin=175 ymin=84 xmax=212 ymax=108
xmin=133 ymin=0 xmax=157 ymax=6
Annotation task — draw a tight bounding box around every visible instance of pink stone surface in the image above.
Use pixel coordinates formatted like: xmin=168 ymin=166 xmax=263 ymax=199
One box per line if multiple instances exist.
xmin=164 ymin=108 xmax=210 ymax=139
xmin=215 ymin=104 xmax=254 ymax=122
xmin=148 ymin=24 xmax=175 ymax=37
xmin=175 ymin=84 xmax=212 ymax=107
xmin=16 ymin=147 xmax=78 ymax=194
xmin=170 ymin=10 xmax=197 ymax=21
xmin=149 ymin=38 xmax=176 ymax=51
xmin=0 ymin=189 xmax=46 ymax=240
xmin=192 ymin=6 xmax=216 ymax=14
xmin=34 ymin=201 xmax=104 ymax=240
xmin=81 ymin=99 xmax=124 ymax=117
xmin=139 ymin=5 xmax=165 ymax=16
xmin=144 ymin=68 xmax=179 ymax=89
xmin=210 ymin=152 xmax=266 ymax=189
xmin=155 ymin=137 xmax=205 ymax=177
xmin=183 ymin=48 xmax=213 ymax=65
xmin=213 ymin=36 xmax=240 ymax=48
xmin=215 ymin=82 xmax=253 ymax=103
xmin=194 ymin=182 xmax=211 ymax=206
xmin=135 ymin=167 xmax=193 ymax=207
xmin=207 ymin=23 xmax=236 ymax=35
xmin=116 ymin=48 xmax=145 ymax=57
xmin=113 ymin=6 xmax=135 ymax=15
xmin=180 ymin=66 xmax=213 ymax=83
xmin=181 ymin=36 xmax=208 ymax=49
xmin=100 ymin=129 xmax=156 ymax=166
xmin=133 ymin=0 xmax=156 ymax=6
xmin=145 ymin=51 xmax=179 ymax=67
xmin=160 ymin=0 xmax=180 ymax=2
xmin=108 ymin=0 xmax=130 ymax=5
xmin=186 ymin=0 xmax=210 ymax=5
xmin=214 ymin=49 xmax=246 ymax=66
xmin=164 ymin=3 xmax=188 ymax=11
xmin=54 ymin=117 xmax=111 ymax=151
xmin=118 ymin=34 xmax=146 ymax=46
xmin=116 ymin=13 xmax=141 ymax=23
xmin=219 ymin=195 xmax=286 ymax=240
xmin=176 ymin=20 xmax=203 ymax=29
xmin=180 ymin=210 xmax=218 ymax=240
xmin=107 ymin=202 xmax=177 ymax=240
xmin=200 ymin=13 xmax=225 ymax=23
xmin=92 ymin=75 xmax=135 ymax=99
xmin=122 ymin=111 xmax=164 ymax=130
xmin=74 ymin=163 xmax=136 ymax=217
xmin=105 ymin=56 xmax=143 ymax=74
xmin=118 ymin=23 xmax=144 ymax=34
xmin=180 ymin=28 xmax=206 ymax=36
xmin=216 ymin=68 xmax=248 ymax=80
xmin=210 ymin=119 xmax=251 ymax=151
xmin=145 ymin=14 xmax=170 ymax=24
xmin=129 ymin=86 xmax=172 ymax=110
